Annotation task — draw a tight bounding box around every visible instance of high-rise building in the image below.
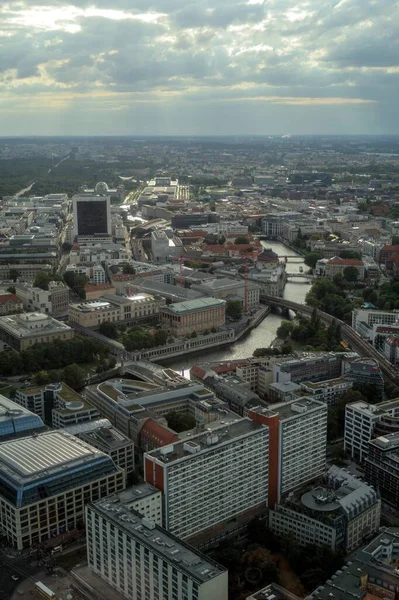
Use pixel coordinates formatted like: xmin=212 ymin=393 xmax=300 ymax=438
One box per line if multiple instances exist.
xmin=344 ymin=398 xmax=399 ymax=463
xmin=144 ymin=419 xmax=269 ymax=547
xmin=364 ymin=432 xmax=399 ymax=508
xmin=86 ymin=500 xmax=228 ymax=600
xmin=72 ymin=193 xmax=111 ymax=238
xmin=248 ymin=398 xmax=328 ymax=507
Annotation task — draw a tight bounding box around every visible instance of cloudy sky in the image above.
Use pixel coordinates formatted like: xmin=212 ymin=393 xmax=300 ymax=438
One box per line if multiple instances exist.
xmin=0 ymin=0 xmax=398 ymax=136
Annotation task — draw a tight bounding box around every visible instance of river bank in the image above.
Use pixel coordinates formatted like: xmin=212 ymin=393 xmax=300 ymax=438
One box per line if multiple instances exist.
xmin=164 ymin=240 xmax=308 ymax=372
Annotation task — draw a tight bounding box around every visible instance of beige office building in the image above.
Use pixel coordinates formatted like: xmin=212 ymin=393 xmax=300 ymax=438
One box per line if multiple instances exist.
xmin=0 ymin=312 xmax=74 ymax=351
xmin=160 ymin=297 xmax=226 ymax=336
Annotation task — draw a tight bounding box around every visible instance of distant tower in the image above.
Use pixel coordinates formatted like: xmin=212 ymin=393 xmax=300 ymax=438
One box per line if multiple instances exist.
xmin=72 ymin=182 xmax=111 ymax=237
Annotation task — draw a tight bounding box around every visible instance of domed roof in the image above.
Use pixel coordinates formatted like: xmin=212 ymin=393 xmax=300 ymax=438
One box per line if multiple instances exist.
xmin=95 ymin=181 xmax=109 ymax=194
xmin=257 ymin=248 xmax=278 ymax=262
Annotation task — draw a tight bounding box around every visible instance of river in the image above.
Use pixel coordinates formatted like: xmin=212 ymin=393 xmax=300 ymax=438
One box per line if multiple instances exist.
xmin=165 ymin=240 xmax=309 ymax=371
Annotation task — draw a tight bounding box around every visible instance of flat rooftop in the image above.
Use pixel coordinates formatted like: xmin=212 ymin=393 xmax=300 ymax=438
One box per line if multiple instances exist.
xmin=117 ymin=484 xmax=160 ymax=504
xmin=0 ymin=312 xmax=72 ymax=338
xmin=163 ymin=297 xmax=226 ymax=314
xmin=302 ymin=377 xmax=351 ymax=390
xmin=276 ymin=352 xmax=344 ymax=370
xmin=81 ymin=426 xmax=132 ymax=450
xmin=97 ymin=379 xmax=209 ymax=410
xmin=148 ymin=418 xmax=265 ymax=463
xmin=0 ymin=430 xmax=108 ymax=484
xmin=251 ymin=398 xmax=326 ymax=421
xmin=92 ymin=500 xmax=226 ymax=584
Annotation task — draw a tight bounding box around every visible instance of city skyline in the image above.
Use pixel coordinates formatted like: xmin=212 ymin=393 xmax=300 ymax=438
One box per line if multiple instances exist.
xmin=0 ymin=0 xmax=398 ymax=136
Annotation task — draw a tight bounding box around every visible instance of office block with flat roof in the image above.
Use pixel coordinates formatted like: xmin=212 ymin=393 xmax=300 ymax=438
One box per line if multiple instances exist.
xmin=86 ymin=499 xmax=228 ymax=600
xmin=0 ymin=430 xmax=125 ymax=549
xmin=145 ymin=418 xmax=269 ymax=548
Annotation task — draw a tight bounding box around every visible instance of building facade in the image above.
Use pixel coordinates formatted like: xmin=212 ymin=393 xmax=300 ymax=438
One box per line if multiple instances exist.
xmin=68 ymin=294 xmax=162 ymax=328
xmin=72 ymin=194 xmax=112 ymax=237
xmin=86 ymin=500 xmax=228 ymax=600
xmin=144 ymin=419 xmax=269 ymax=547
xmin=15 ymin=281 xmax=69 ymax=316
xmin=0 ymin=312 xmax=74 ymax=351
xmin=344 ymin=398 xmax=399 ymax=463
xmin=0 ymin=293 xmax=23 ymax=315
xmin=364 ymin=433 xmax=399 ymax=508
xmin=0 ymin=430 xmax=125 ymax=549
xmin=160 ymin=298 xmax=226 ymax=336
xmin=249 ymin=399 xmax=328 ymax=507
xmin=269 ymin=466 xmax=380 ymax=553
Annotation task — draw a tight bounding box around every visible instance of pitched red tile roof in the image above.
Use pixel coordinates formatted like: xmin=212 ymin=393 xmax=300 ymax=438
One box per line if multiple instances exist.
xmin=0 ymin=293 xmax=21 ymax=304
xmin=386 ymin=253 xmax=399 ymax=265
xmin=140 ymin=419 xmax=180 ymax=447
xmin=327 ymin=257 xmax=364 ymax=266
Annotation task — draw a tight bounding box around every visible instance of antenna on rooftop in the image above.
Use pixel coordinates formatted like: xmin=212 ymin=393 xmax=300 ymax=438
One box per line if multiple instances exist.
xmin=179 ymin=255 xmax=184 ymax=288
xmin=244 ymin=253 xmax=249 ymax=313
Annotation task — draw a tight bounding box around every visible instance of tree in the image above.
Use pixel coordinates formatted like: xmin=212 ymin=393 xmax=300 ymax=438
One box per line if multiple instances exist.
xmin=61 ymin=242 xmax=72 ymax=253
xmin=63 ymin=271 xmax=88 ymax=298
xmin=122 ymin=264 xmax=136 ymax=275
xmin=166 ymin=411 xmax=196 ymax=432
xmin=34 ymin=271 xmax=52 ymax=291
xmin=343 ymin=266 xmax=359 ymax=282
xmin=62 ymin=363 xmax=86 ymax=390
xmin=339 ymin=250 xmax=361 ymax=260
xmin=226 ymin=299 xmax=243 ymax=319
xmin=98 ymin=322 xmax=118 ymax=339
xmin=276 ymin=321 xmax=293 ymax=339
xmin=153 ymin=329 xmax=168 ymax=346
xmin=6 ymin=286 xmax=15 ymax=294
xmin=281 ymin=343 xmax=293 ymax=354
xmin=234 ymin=236 xmax=249 ymax=245
xmin=304 ymin=252 xmax=323 ymax=269
xmin=9 ymin=269 xmax=19 ymax=282
xmin=32 ymin=370 xmax=52 ymax=385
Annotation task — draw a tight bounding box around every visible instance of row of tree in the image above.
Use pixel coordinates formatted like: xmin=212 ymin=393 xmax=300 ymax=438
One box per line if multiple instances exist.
xmin=305 ymin=278 xmax=357 ymax=321
xmin=277 ymin=310 xmax=343 ymax=352
xmin=0 ymin=337 xmax=108 ymax=377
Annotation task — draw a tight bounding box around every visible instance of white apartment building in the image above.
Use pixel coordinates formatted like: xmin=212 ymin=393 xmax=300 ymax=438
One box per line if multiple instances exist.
xmin=248 ymin=399 xmax=327 ymax=506
xmin=15 ymin=281 xmax=70 ymax=317
xmin=0 ymin=431 xmax=125 ymax=549
xmin=352 ymin=308 xmax=399 ymax=335
xmin=344 ymin=399 xmax=399 ymax=462
xmin=86 ymin=501 xmax=228 ymax=600
xmin=65 ymin=263 xmax=106 ymax=285
xmin=144 ymin=419 xmax=269 ymax=547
